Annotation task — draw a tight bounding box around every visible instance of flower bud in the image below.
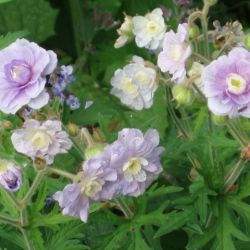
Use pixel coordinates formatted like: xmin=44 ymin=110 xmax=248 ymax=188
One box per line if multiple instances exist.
xmin=34 ymin=157 xmax=47 ymax=171
xmin=85 ymin=144 xmax=105 ymax=160
xmin=67 ymin=122 xmax=79 ymax=136
xmin=0 ymin=160 xmax=22 ymax=192
xmin=211 ymin=114 xmax=228 ymax=126
xmin=189 ymin=24 xmax=200 ymax=39
xmin=172 ymin=85 xmax=193 ymax=105
xmin=1 ymin=120 xmax=13 ymax=130
xmin=204 ymin=0 xmax=217 ymax=6
xmin=244 ymin=33 xmax=250 ymax=50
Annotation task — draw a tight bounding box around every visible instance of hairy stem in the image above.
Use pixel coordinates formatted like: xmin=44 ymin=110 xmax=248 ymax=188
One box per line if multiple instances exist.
xmin=114 ymin=198 xmax=134 ymax=219
xmin=223 ymin=159 xmax=247 ymax=193
xmin=0 ymin=214 xmax=20 ymax=228
xmin=81 ymin=127 xmax=94 ymax=146
xmin=48 ymin=168 xmax=76 ymax=180
xmin=4 ymin=191 xmax=21 ymax=210
xmin=166 ymin=86 xmax=191 ymax=139
xmin=20 ymin=228 xmax=35 ymax=250
xmin=226 ymin=120 xmax=248 ymax=147
xmin=22 ymin=169 xmax=47 ymax=205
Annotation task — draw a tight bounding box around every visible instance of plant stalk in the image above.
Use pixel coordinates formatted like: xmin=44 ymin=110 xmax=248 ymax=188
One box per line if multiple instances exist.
xmin=114 ymin=198 xmax=134 ymax=219
xmin=223 ymin=159 xmax=247 ymax=193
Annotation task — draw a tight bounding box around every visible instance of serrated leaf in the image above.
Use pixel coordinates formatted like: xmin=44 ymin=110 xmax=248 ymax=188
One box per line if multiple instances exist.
xmin=154 ymin=208 xmax=195 ymax=238
xmin=0 ymin=0 xmax=58 ymax=42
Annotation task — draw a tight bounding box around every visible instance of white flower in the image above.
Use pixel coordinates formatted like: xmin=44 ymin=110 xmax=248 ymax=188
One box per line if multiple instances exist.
xmin=11 ymin=119 xmax=72 ymax=164
xmin=114 ymin=14 xmax=134 ymax=49
xmin=187 ymin=62 xmax=205 ymax=91
xmin=111 ymin=56 xmax=158 ymax=110
xmin=133 ymin=8 xmax=166 ymax=50
xmin=158 ymin=23 xmax=192 ymax=83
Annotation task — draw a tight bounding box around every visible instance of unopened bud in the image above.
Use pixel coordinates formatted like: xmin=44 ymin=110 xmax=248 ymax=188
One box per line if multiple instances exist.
xmin=34 ymin=157 xmax=47 ymax=171
xmin=172 ymin=85 xmax=193 ymax=105
xmin=85 ymin=144 xmax=105 ymax=160
xmin=211 ymin=114 xmax=228 ymax=126
xmin=189 ymin=24 xmax=200 ymax=39
xmin=67 ymin=123 xmax=79 ymax=136
xmin=2 ymin=120 xmax=13 ymax=130
xmin=244 ymin=33 xmax=250 ymax=50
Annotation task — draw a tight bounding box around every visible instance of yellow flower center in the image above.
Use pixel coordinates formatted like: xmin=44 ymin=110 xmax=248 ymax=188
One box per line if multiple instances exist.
xmin=121 ymin=77 xmax=138 ymax=96
xmin=135 ymin=71 xmax=150 ymax=85
xmin=147 ymin=21 xmax=159 ymax=34
xmin=80 ymin=177 xmax=102 ymax=197
xmin=227 ymin=73 xmax=247 ymax=95
xmin=31 ymin=130 xmax=52 ymax=150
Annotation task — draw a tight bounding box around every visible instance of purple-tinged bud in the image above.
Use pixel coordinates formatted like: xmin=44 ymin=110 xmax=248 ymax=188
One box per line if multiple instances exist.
xmin=0 ymin=160 xmax=22 ymax=192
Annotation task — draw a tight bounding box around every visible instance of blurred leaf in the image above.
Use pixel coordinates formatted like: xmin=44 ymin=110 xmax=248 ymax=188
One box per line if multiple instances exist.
xmin=0 ymin=0 xmax=58 ymax=42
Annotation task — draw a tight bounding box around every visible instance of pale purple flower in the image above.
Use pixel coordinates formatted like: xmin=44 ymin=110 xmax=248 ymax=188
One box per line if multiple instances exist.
xmin=11 ymin=119 xmax=72 ymax=164
xmin=0 ymin=160 xmax=22 ymax=192
xmin=107 ymin=128 xmax=164 ymax=197
xmin=0 ymin=39 xmax=57 ymax=114
xmin=158 ymin=23 xmax=191 ymax=83
xmin=53 ymin=153 xmax=117 ymax=222
xmin=202 ymin=47 xmax=250 ymax=118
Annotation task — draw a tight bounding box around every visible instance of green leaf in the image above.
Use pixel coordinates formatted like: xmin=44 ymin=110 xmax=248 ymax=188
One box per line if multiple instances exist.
xmin=0 ymin=30 xmax=28 ymax=49
xmin=128 ymin=229 xmax=152 ymax=250
xmin=154 ymin=208 xmax=195 ymax=238
xmin=32 ymin=213 xmax=76 ymax=227
xmin=0 ymin=0 xmax=58 ymax=42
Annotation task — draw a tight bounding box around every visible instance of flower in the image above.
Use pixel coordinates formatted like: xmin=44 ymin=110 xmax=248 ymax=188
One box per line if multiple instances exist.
xmin=111 ymin=56 xmax=158 ymax=110
xmin=114 ymin=14 xmax=134 ymax=49
xmin=133 ymin=8 xmax=166 ymax=50
xmin=202 ymin=47 xmax=250 ymax=118
xmin=107 ymin=128 xmax=164 ymax=197
xmin=0 ymin=39 xmax=57 ymax=114
xmin=158 ymin=23 xmax=192 ymax=83
xmin=0 ymin=160 xmax=22 ymax=192
xmin=11 ymin=119 xmax=72 ymax=164
xmin=53 ymin=153 xmax=117 ymax=222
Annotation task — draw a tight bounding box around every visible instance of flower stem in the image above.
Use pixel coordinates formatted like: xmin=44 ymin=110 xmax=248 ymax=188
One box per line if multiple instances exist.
xmin=48 ymin=168 xmax=76 ymax=180
xmin=4 ymin=191 xmax=21 ymax=209
xmin=20 ymin=228 xmax=35 ymax=250
xmin=0 ymin=214 xmax=20 ymax=228
xmin=21 ymin=169 xmax=47 ymax=205
xmin=192 ymin=52 xmax=210 ymax=65
xmin=223 ymin=159 xmax=247 ymax=193
xmin=226 ymin=120 xmax=248 ymax=147
xmin=165 ymin=86 xmax=191 ymax=139
xmin=81 ymin=127 xmax=94 ymax=146
xmin=114 ymin=198 xmax=134 ymax=219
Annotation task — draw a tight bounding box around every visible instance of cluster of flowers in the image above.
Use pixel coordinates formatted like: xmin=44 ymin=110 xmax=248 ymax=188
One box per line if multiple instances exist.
xmin=54 ymin=128 xmax=163 ymax=222
xmin=0 ymin=38 xmax=79 ymax=115
xmin=113 ymin=5 xmax=250 ymax=120
xmin=0 ymin=37 xmax=164 ymax=225
xmin=0 ymin=119 xmax=72 ymax=191
xmin=111 ymin=56 xmax=158 ymax=110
